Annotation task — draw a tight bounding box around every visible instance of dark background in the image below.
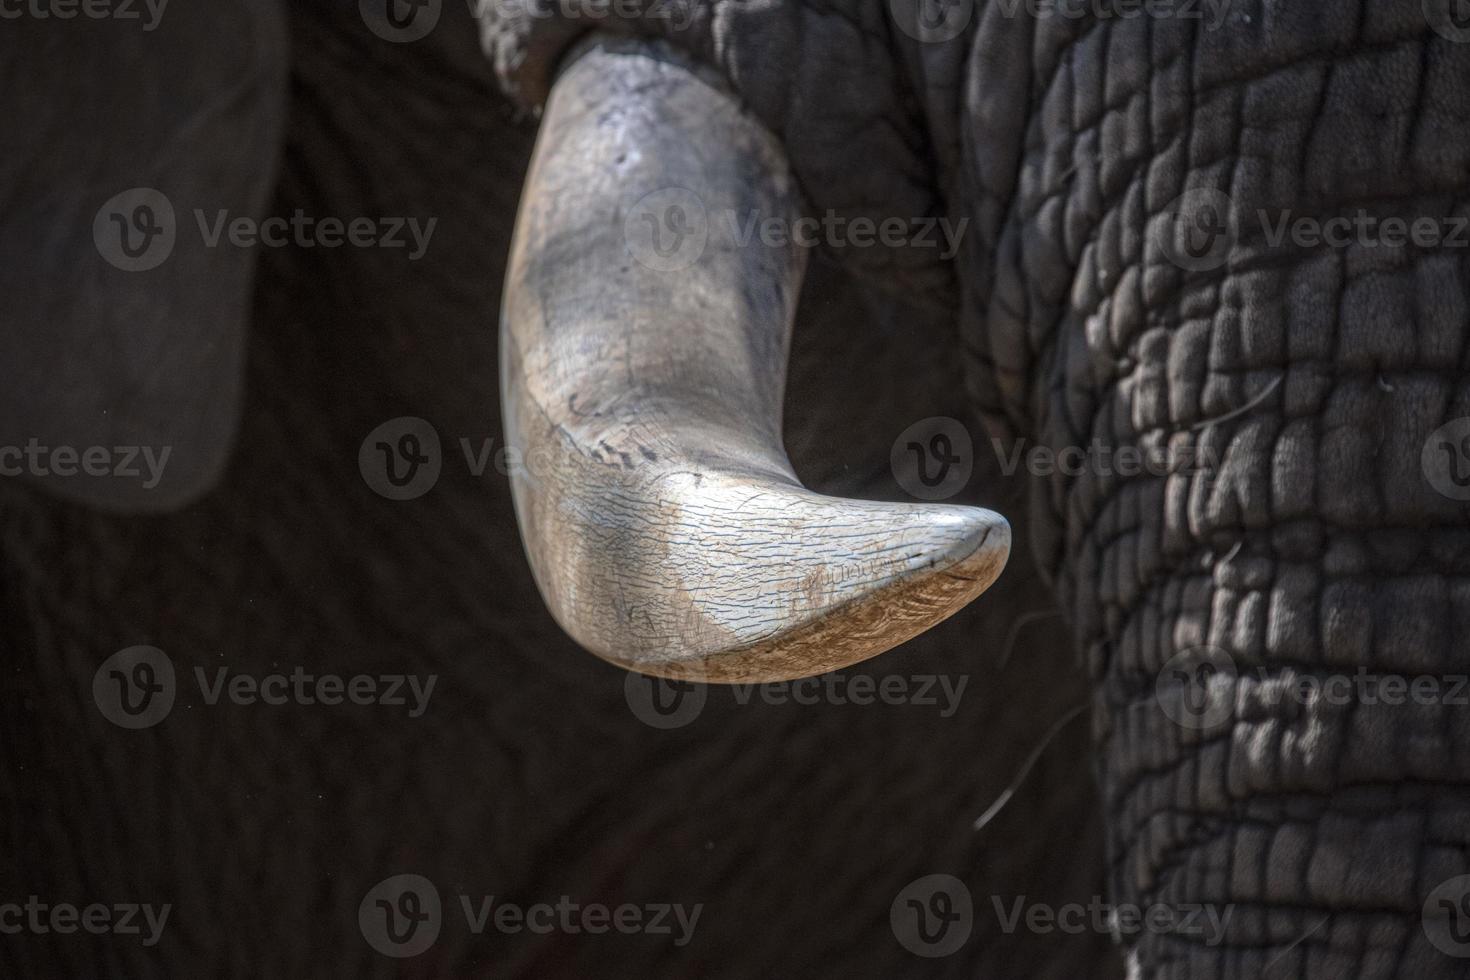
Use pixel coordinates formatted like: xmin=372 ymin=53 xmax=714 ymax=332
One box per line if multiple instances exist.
xmin=0 ymin=2 xmax=1116 ymax=975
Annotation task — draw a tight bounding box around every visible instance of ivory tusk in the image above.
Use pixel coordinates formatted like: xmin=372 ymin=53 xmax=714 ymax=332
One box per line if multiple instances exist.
xmin=500 ymin=38 xmax=1010 ymax=683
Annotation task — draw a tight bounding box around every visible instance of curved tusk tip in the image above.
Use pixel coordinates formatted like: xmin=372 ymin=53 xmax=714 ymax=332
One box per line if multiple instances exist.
xmin=594 ymin=481 xmax=1011 ymax=684
xmin=923 ymin=505 xmax=1012 ymax=578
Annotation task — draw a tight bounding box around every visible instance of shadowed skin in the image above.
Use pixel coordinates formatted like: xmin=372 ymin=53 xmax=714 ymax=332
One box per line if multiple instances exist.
xmin=0 ymin=0 xmax=1109 ymax=976
xmin=12 ymin=0 xmax=1470 ymax=973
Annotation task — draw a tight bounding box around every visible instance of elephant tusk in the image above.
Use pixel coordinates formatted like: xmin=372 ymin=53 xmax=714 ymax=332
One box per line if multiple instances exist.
xmin=500 ymin=38 xmax=1010 ymax=683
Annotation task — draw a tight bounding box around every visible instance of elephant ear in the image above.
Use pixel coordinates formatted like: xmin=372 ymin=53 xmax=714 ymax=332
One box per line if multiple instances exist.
xmin=0 ymin=0 xmax=287 ymax=512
